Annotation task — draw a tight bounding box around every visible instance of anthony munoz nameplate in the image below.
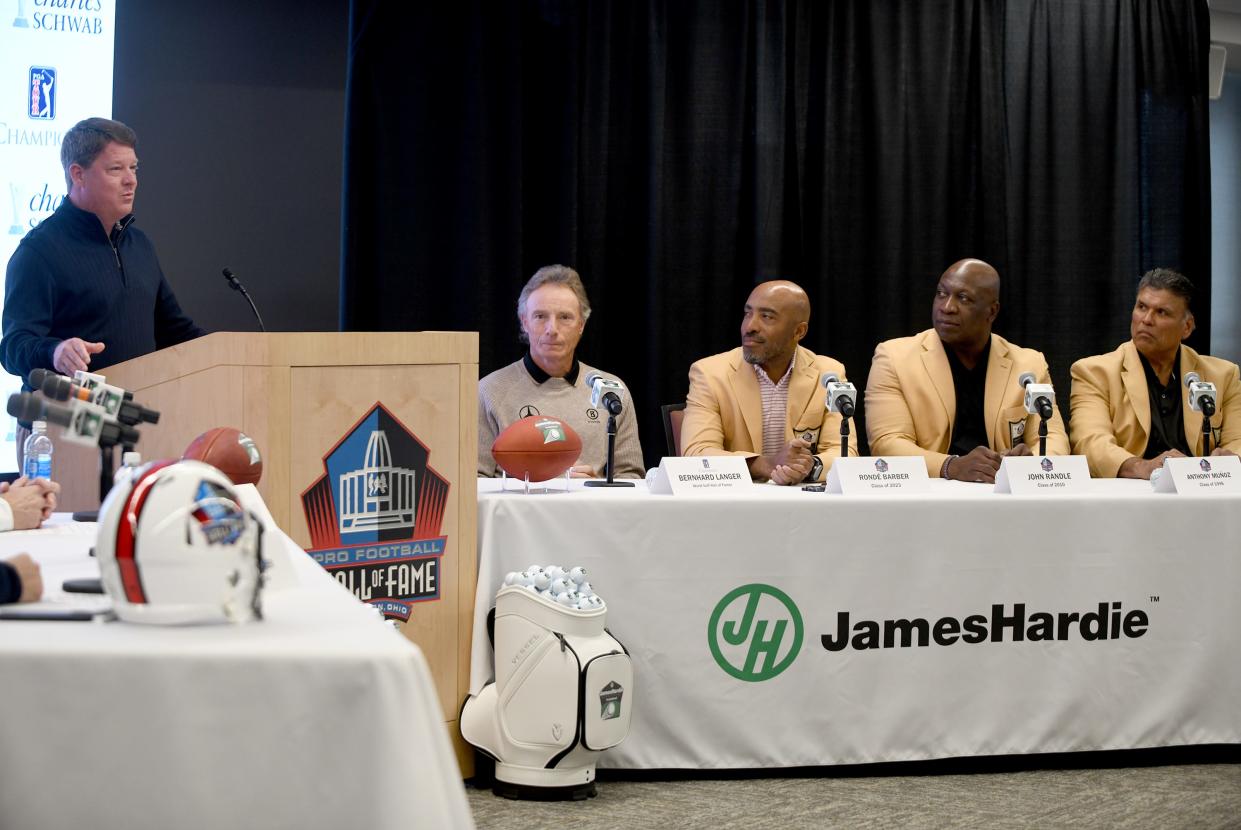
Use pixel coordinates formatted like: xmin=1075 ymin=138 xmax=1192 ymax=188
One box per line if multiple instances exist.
xmin=1152 ymin=455 xmax=1241 ymax=494
xmin=994 ymin=455 xmax=1090 ymax=494
xmin=648 ymin=456 xmax=752 ymax=495
xmin=825 ymin=457 xmax=930 ymax=495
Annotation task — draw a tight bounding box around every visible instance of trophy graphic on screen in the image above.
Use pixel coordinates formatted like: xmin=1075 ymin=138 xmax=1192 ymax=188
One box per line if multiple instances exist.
xmin=14 ymin=0 xmax=30 ymax=27
xmin=8 ymin=184 xmax=24 ymax=235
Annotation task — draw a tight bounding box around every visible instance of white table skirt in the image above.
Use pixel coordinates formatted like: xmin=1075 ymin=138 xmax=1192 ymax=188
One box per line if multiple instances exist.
xmin=0 ymin=514 xmax=474 ymax=830
xmin=473 ymin=477 xmax=1241 ymax=770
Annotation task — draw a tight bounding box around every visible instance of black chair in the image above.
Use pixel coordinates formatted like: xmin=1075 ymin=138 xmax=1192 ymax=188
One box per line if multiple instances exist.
xmin=660 ymin=403 xmax=686 ymax=457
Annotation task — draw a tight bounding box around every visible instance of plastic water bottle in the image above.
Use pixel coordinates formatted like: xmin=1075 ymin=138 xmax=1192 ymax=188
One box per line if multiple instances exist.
xmin=22 ymin=420 xmax=53 ymax=481
xmin=113 ymin=451 xmax=142 ymax=488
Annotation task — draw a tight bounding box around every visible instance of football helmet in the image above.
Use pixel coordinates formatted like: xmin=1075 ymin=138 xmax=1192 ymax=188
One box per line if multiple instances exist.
xmin=96 ymin=459 xmax=266 ymax=625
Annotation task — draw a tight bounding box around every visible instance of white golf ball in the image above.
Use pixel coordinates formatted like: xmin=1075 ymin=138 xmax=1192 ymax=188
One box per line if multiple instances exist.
xmin=568 ymin=566 xmax=588 ymax=584
xmin=545 ymin=565 xmax=567 ymax=581
xmin=556 ymin=592 xmax=576 ymax=607
xmin=525 ymin=583 xmax=540 ymax=593
xmin=532 ymin=572 xmax=552 ymax=590
xmin=523 ymin=566 xmax=544 ymax=577
xmin=503 ymin=572 xmax=520 ymax=586
xmin=575 ymin=596 xmax=595 ymax=610
xmin=518 ymin=573 xmax=535 ymax=587
xmin=549 ymin=578 xmax=571 ymax=595
xmin=588 ymin=595 xmax=605 ymax=608
xmin=575 ymin=581 xmax=594 ymax=598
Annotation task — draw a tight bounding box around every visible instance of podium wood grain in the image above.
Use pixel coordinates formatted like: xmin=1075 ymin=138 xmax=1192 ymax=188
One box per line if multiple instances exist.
xmin=55 ymin=332 xmax=479 ymax=774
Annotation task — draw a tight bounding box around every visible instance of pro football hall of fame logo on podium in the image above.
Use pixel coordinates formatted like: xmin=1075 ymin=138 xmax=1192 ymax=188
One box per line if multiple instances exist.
xmin=300 ymin=403 xmax=451 ymax=622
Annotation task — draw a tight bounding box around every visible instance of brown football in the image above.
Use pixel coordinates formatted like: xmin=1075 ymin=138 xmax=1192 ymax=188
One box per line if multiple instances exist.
xmin=182 ymin=427 xmax=263 ymax=485
xmin=491 ymin=415 xmax=582 ymax=481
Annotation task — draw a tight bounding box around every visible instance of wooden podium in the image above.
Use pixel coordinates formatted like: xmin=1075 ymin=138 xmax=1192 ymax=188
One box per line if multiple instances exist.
xmin=55 ymin=331 xmax=479 ymax=771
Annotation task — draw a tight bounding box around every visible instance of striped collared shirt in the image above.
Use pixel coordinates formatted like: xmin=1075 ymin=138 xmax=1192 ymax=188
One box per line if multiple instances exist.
xmin=754 ymin=353 xmax=795 ymax=458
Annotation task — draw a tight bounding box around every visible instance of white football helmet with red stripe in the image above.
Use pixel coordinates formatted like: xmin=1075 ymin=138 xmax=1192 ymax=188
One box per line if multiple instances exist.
xmin=96 ymin=459 xmax=266 ymax=625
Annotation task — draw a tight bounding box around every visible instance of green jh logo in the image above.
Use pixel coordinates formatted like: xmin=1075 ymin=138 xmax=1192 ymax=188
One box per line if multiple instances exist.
xmin=708 ymin=584 xmax=803 ymax=681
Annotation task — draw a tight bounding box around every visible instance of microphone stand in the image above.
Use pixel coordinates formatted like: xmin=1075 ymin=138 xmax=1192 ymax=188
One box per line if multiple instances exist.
xmin=1201 ymin=399 xmax=1216 ymax=457
xmin=583 ymin=413 xmax=634 ymax=488
xmin=1038 ymin=414 xmax=1048 ymax=457
xmin=839 ymin=408 xmax=852 ymax=460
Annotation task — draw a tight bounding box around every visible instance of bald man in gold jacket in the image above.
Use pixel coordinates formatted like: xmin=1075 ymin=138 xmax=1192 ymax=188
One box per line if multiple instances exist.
xmin=866 ymin=259 xmax=1069 ymax=482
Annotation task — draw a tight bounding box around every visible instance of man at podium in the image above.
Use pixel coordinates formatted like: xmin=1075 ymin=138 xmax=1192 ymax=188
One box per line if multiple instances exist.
xmin=2 ymin=117 xmax=206 ymax=462
xmin=478 ymin=265 xmax=644 ymax=479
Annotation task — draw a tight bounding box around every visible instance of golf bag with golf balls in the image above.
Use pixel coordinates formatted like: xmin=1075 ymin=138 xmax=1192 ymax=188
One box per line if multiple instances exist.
xmin=461 ymin=570 xmax=633 ymax=800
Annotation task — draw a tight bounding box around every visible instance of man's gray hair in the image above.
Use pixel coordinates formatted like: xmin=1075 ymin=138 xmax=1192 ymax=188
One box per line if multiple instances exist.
xmin=516 ymin=265 xmax=592 ymax=342
xmin=61 ymin=117 xmax=138 ymax=191
xmin=1137 ymin=268 xmax=1195 ymax=316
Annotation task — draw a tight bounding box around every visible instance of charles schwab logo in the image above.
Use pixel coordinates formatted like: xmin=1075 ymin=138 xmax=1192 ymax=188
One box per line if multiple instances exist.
xmin=15 ymin=0 xmax=105 ymax=34
xmin=301 ymin=402 xmax=450 ymax=622
xmin=708 ymin=584 xmax=803 ymax=682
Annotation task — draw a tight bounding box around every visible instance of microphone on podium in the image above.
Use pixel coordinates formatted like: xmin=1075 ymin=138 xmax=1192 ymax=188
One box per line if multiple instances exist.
xmin=7 ymin=393 xmax=140 ymax=449
xmin=222 ymin=267 xmax=267 ymax=332
xmin=35 ymin=372 xmax=159 ymax=426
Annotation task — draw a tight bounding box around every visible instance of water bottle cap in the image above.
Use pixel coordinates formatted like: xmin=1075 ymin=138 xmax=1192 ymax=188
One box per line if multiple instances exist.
xmin=32 ymin=420 xmax=46 ymax=431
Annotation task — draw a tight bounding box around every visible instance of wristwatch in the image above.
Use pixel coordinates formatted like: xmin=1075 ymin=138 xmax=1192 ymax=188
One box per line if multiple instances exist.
xmin=808 ymin=456 xmax=824 ymax=482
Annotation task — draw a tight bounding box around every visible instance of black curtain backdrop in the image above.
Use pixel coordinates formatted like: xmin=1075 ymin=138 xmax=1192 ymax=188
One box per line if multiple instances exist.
xmin=342 ymin=0 xmax=1210 ymax=470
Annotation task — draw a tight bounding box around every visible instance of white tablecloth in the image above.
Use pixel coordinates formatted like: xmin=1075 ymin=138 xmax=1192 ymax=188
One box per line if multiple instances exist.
xmin=0 ymin=515 xmax=474 ymax=830
xmin=473 ymin=478 xmax=1241 ymax=769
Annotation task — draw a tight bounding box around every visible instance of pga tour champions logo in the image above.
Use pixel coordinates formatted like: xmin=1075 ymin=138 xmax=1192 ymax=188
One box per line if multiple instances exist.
xmin=301 ymin=403 xmax=450 ymax=622
xmin=28 ymin=67 xmax=55 ymax=120
xmin=708 ymin=584 xmax=803 ymax=682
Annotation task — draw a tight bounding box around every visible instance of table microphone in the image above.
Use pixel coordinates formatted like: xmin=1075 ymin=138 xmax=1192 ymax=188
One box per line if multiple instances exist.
xmin=222 ymin=267 xmax=267 ymax=332
xmin=1018 ymin=372 xmax=1055 ymax=420
xmin=1185 ymin=372 xmax=1217 ymax=417
xmin=821 ymin=373 xmax=856 ymax=418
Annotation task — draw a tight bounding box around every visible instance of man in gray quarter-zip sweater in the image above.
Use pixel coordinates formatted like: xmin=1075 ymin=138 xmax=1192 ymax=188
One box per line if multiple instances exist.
xmin=478 ymin=265 xmax=644 ymax=480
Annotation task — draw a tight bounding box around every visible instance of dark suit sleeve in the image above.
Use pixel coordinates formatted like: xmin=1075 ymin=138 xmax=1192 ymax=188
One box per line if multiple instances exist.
xmin=1 ymin=245 xmax=61 ymax=381
xmin=0 ymin=561 xmax=20 ymax=604
xmin=153 ymin=270 xmax=208 ymax=349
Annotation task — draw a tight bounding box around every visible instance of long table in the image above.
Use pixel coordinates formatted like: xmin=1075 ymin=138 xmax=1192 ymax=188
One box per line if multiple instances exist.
xmin=0 ymin=512 xmax=474 ymax=830
xmin=472 ymin=478 xmax=1241 ymax=769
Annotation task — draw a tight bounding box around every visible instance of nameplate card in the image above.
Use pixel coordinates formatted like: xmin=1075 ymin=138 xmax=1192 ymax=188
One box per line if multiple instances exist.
xmin=825 ymin=457 xmax=930 ymax=495
xmin=994 ymin=455 xmax=1091 ymax=494
xmin=1151 ymin=455 xmax=1241 ymax=494
xmin=647 ymin=456 xmax=753 ymax=495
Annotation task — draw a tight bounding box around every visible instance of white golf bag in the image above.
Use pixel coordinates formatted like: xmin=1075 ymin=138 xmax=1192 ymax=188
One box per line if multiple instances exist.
xmin=461 ymin=585 xmax=633 ymax=799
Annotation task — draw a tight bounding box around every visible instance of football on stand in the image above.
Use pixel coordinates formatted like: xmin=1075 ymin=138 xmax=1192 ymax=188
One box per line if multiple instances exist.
xmin=182 ymin=427 xmax=264 ymax=485
xmin=491 ymin=416 xmax=582 ymax=481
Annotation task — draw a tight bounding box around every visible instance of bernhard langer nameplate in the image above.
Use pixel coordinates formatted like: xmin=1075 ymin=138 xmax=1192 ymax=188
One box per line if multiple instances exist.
xmin=994 ymin=455 xmax=1090 ymax=494
xmin=647 ymin=456 xmax=752 ymax=495
xmin=1151 ymin=455 xmax=1241 ymax=494
xmin=825 ymin=457 xmax=930 ymax=495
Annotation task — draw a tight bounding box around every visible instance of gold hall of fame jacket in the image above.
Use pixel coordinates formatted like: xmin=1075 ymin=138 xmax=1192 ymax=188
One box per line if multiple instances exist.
xmin=680 ymin=345 xmax=847 ymax=480
xmin=1069 ymin=340 xmax=1241 ymax=477
xmin=865 ymin=329 xmax=1070 ymax=477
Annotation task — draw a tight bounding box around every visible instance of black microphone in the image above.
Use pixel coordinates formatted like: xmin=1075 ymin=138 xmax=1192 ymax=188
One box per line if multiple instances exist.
xmin=7 ymin=393 xmax=140 ymax=449
xmin=222 ymin=267 xmax=267 ymax=332
xmin=39 ymin=374 xmax=159 ymax=426
xmin=821 ymin=373 xmax=857 ymax=418
xmin=585 ymin=372 xmax=625 ymax=416
xmin=1018 ymin=372 xmax=1055 ymax=421
xmin=28 ymin=368 xmax=54 ymax=391
xmin=1185 ymin=372 xmax=1217 ymax=418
